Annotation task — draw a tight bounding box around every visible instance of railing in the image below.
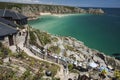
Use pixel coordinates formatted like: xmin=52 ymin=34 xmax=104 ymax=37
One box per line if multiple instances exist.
xmin=24 ymin=27 xmax=67 ymax=69
xmin=28 ymin=45 xmax=67 ymax=65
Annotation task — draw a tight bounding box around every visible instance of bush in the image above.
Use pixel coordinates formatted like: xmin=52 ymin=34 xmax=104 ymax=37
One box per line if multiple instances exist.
xmin=29 ymin=31 xmax=37 ymax=45
xmin=0 ymin=67 xmax=15 ymax=80
xmin=68 ymin=64 xmax=73 ymax=71
xmin=0 ymin=59 xmax=3 ymax=65
xmin=35 ymin=30 xmax=51 ymax=46
xmin=48 ymin=46 xmax=60 ymax=54
xmin=32 ymin=71 xmax=44 ymax=80
xmin=64 ymin=45 xmax=75 ymax=51
xmin=0 ymin=46 xmax=12 ymax=58
xmin=52 ymin=77 xmax=60 ymax=80
xmin=114 ymin=70 xmax=120 ymax=79
xmin=21 ymin=70 xmax=31 ymax=80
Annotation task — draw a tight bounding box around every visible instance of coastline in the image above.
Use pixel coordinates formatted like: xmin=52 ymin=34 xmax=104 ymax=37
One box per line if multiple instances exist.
xmin=29 ymin=13 xmax=120 ymax=55
xmin=28 ymin=13 xmax=85 ymax=21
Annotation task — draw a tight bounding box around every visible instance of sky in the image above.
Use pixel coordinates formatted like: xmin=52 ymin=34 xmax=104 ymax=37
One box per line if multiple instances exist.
xmin=0 ymin=0 xmax=120 ymax=8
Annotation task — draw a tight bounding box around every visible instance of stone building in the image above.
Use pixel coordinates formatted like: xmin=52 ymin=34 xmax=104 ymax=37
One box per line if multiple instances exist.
xmin=0 ymin=22 xmax=18 ymax=46
xmin=0 ymin=9 xmax=28 ymax=25
xmin=0 ymin=9 xmax=28 ymax=46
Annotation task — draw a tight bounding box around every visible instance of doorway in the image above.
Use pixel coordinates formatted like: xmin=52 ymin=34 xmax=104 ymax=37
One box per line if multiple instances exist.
xmin=8 ymin=35 xmax=14 ymax=46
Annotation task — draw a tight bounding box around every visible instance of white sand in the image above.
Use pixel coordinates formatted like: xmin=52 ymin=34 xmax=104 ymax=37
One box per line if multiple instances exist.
xmin=40 ymin=12 xmax=51 ymax=15
xmin=40 ymin=12 xmax=79 ymax=18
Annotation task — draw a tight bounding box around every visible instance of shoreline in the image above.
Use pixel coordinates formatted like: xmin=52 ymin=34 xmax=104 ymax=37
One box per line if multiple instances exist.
xmin=28 ymin=13 xmax=85 ymax=21
xmin=28 ymin=13 xmax=120 ymax=56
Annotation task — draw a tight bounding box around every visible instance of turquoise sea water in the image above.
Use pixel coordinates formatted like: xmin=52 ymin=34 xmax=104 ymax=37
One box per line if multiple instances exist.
xmin=29 ymin=9 xmax=120 ymax=55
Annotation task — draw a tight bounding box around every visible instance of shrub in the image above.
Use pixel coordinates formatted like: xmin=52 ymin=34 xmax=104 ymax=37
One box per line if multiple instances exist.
xmin=114 ymin=70 xmax=120 ymax=79
xmin=64 ymin=45 xmax=75 ymax=51
xmin=0 ymin=59 xmax=3 ymax=65
xmin=52 ymin=77 xmax=60 ymax=80
xmin=35 ymin=30 xmax=51 ymax=46
xmin=29 ymin=31 xmax=37 ymax=45
xmin=21 ymin=70 xmax=31 ymax=80
xmin=68 ymin=64 xmax=73 ymax=71
xmin=48 ymin=46 xmax=60 ymax=54
xmin=32 ymin=71 xmax=44 ymax=80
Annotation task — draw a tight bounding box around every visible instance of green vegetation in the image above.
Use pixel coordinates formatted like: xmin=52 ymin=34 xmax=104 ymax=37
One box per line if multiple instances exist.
xmin=0 ymin=43 xmax=12 ymax=58
xmin=0 ymin=66 xmax=16 ymax=80
xmin=64 ymin=52 xmax=68 ymax=57
xmin=68 ymin=64 xmax=79 ymax=74
xmin=0 ymin=2 xmax=76 ymax=10
xmin=32 ymin=70 xmax=44 ymax=80
xmin=51 ymin=37 xmax=58 ymax=42
xmin=64 ymin=45 xmax=75 ymax=51
xmin=35 ymin=30 xmax=51 ymax=46
xmin=114 ymin=70 xmax=120 ymax=80
xmin=29 ymin=31 xmax=37 ymax=45
xmin=48 ymin=46 xmax=60 ymax=54
xmin=0 ymin=59 xmax=3 ymax=65
xmin=0 ymin=42 xmax=60 ymax=79
xmin=52 ymin=77 xmax=60 ymax=80
xmin=68 ymin=64 xmax=74 ymax=71
xmin=21 ymin=69 xmax=32 ymax=80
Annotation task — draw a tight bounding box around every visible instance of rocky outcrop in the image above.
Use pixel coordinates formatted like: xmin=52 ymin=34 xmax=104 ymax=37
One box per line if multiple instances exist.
xmin=88 ymin=8 xmax=104 ymax=14
xmin=105 ymin=56 xmax=120 ymax=70
xmin=28 ymin=28 xmax=120 ymax=80
xmin=9 ymin=3 xmax=104 ymax=20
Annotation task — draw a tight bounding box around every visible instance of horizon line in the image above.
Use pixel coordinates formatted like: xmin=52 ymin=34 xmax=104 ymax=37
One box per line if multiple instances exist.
xmin=0 ymin=1 xmax=120 ymax=8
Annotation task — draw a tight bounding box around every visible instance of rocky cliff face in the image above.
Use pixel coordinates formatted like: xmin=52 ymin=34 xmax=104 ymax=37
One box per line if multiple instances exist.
xmin=10 ymin=4 xmax=104 ymax=19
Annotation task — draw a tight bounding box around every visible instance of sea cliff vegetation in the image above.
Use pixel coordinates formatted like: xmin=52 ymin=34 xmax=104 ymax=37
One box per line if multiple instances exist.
xmin=28 ymin=27 xmax=120 ymax=80
xmin=0 ymin=42 xmax=60 ymax=80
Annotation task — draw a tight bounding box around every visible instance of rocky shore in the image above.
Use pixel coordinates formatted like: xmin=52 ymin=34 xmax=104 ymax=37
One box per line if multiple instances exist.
xmin=28 ymin=28 xmax=120 ymax=80
xmin=0 ymin=24 xmax=120 ymax=80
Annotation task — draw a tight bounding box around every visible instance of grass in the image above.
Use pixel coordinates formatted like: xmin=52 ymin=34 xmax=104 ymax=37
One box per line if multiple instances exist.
xmin=35 ymin=30 xmax=51 ymax=46
xmin=51 ymin=37 xmax=58 ymax=42
xmin=48 ymin=46 xmax=61 ymax=54
xmin=0 ymin=42 xmax=60 ymax=79
xmin=29 ymin=31 xmax=37 ymax=45
xmin=114 ymin=70 xmax=120 ymax=80
xmin=64 ymin=45 xmax=75 ymax=51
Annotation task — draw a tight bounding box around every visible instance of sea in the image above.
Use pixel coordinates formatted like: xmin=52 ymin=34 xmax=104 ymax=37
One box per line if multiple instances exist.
xmin=29 ymin=8 xmax=120 ymax=56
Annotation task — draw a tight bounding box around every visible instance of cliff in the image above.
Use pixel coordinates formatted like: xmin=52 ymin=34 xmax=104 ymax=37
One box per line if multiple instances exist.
xmin=27 ymin=28 xmax=120 ymax=80
xmin=0 ymin=2 xmax=104 ymax=20
xmin=0 ymin=25 xmax=120 ymax=80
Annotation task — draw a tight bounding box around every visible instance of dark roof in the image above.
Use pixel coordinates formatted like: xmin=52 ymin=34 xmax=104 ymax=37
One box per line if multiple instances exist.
xmin=0 ymin=9 xmax=27 ymax=20
xmin=0 ymin=22 xmax=18 ymax=37
xmin=0 ymin=17 xmax=17 ymax=27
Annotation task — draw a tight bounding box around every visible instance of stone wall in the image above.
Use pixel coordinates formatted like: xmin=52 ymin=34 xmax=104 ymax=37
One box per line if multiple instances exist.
xmin=1 ymin=36 xmax=9 ymax=47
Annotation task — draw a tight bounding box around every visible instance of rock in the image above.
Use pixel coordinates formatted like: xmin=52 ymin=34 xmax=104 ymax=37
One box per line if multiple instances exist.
xmin=88 ymin=8 xmax=104 ymax=14
xmin=3 ymin=57 xmax=10 ymax=63
xmin=11 ymin=4 xmax=105 ymax=20
xmin=105 ymin=56 xmax=120 ymax=70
